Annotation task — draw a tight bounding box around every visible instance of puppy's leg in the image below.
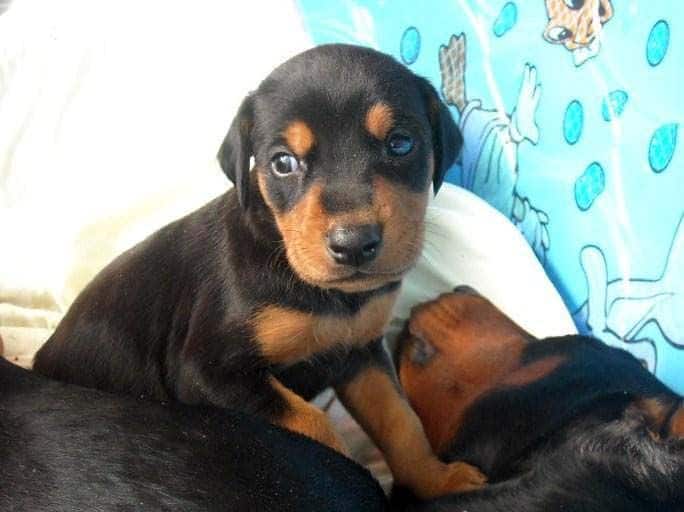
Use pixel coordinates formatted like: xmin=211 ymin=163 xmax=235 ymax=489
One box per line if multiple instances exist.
xmin=335 ymin=339 xmax=486 ymax=499
xmin=177 ymin=348 xmax=344 ymax=453
xmin=271 ymin=377 xmax=347 ymax=454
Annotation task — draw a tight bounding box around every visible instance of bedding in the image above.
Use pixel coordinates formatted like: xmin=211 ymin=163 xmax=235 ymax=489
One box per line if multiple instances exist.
xmin=0 ymin=0 xmax=312 ymax=366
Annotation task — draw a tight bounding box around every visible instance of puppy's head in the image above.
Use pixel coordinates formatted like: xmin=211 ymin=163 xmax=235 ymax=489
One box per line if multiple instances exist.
xmin=397 ymin=288 xmax=684 ymax=460
xmin=218 ymin=44 xmax=461 ymax=292
xmin=395 ymin=287 xmax=540 ymax=453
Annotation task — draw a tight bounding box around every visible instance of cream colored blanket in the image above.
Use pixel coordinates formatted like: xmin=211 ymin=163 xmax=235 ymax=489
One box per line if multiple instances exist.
xmin=0 ymin=0 xmax=312 ymax=365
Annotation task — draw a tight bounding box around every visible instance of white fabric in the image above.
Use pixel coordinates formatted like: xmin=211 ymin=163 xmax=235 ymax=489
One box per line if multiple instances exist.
xmin=0 ymin=0 xmax=313 ymax=365
xmin=0 ymin=0 xmax=575 ymax=368
xmin=388 ymin=185 xmax=577 ymax=345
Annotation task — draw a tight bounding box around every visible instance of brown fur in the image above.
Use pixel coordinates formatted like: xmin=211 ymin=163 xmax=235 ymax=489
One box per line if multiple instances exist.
xmin=283 ymin=120 xmax=315 ymax=158
xmin=631 ymin=397 xmax=684 ymax=440
xmin=337 ymin=367 xmax=486 ymax=498
xmin=252 ymin=289 xmax=398 ymax=365
xmin=399 ymin=293 xmax=561 ymax=453
xmin=500 ymin=355 xmax=565 ymax=387
xmin=669 ymin=406 xmax=684 ymax=438
xmin=634 ymin=397 xmax=673 ymax=431
xmin=257 ymin=174 xmax=428 ymax=293
xmin=365 ymin=102 xmax=394 ymax=140
xmin=270 ymin=377 xmax=346 ymax=452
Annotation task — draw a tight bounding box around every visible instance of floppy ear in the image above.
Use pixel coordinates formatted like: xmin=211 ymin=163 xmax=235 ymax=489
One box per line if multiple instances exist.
xmin=417 ymin=77 xmax=462 ymax=194
xmin=217 ymin=95 xmax=254 ymax=209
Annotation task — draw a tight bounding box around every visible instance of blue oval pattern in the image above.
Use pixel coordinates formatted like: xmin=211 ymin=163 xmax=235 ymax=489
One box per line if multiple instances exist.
xmin=649 ymin=123 xmax=679 ymax=173
xmin=563 ymin=100 xmax=583 ymax=145
xmin=400 ymin=27 xmax=421 ymax=65
xmin=493 ymin=2 xmax=517 ymax=37
xmin=575 ymin=162 xmax=605 ymax=211
xmin=647 ymin=20 xmax=669 ymax=66
xmin=601 ymin=90 xmax=628 ymax=121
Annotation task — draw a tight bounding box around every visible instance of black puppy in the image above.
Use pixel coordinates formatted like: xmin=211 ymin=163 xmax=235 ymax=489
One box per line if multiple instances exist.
xmin=33 ymin=44 xmax=483 ymax=497
xmin=394 ymin=289 xmax=684 ymax=511
xmin=0 ymin=357 xmax=387 ymax=511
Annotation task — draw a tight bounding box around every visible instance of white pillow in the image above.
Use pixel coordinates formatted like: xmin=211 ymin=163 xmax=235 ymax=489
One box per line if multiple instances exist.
xmin=388 ymin=183 xmax=577 ymax=345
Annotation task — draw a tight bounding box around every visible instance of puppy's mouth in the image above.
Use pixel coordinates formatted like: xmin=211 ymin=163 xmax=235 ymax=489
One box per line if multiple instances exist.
xmin=324 ymin=265 xmax=411 ymax=285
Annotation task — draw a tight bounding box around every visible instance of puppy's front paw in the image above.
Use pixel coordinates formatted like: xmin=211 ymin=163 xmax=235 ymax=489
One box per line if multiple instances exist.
xmin=405 ymin=458 xmax=486 ymax=499
xmin=439 ymin=461 xmax=487 ymax=493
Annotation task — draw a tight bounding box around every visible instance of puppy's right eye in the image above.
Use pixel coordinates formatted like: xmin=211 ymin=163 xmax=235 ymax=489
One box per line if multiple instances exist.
xmin=386 ymin=131 xmax=415 ymax=157
xmin=270 ymin=153 xmax=300 ymax=176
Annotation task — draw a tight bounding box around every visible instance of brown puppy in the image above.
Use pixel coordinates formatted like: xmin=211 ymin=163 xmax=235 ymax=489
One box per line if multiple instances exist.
xmin=33 ymin=44 xmax=484 ymax=498
xmin=395 ymin=287 xmax=684 ymax=511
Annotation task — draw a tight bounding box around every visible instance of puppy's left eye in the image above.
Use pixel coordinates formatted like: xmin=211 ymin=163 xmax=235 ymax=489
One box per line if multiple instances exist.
xmin=387 ymin=132 xmax=415 ymax=157
xmin=270 ymin=153 xmax=300 ymax=176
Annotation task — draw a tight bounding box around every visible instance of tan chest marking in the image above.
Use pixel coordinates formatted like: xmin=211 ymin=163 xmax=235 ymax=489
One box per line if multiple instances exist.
xmin=252 ymin=290 xmax=398 ymax=364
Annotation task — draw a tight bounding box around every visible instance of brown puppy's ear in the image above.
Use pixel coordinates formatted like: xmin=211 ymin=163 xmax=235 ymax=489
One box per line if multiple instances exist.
xmin=217 ymin=95 xmax=254 ymax=209
xmin=416 ymin=77 xmax=462 ymax=194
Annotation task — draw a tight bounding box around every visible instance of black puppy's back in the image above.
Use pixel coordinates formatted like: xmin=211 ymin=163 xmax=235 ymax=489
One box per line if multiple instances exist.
xmin=0 ymin=358 xmax=387 ymax=511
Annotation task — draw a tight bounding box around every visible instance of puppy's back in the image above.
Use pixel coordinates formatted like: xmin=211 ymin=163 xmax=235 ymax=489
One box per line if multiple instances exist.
xmin=0 ymin=358 xmax=387 ymax=511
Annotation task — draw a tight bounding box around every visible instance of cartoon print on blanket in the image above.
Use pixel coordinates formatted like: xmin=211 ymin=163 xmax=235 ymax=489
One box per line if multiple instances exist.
xmin=439 ymin=33 xmax=550 ymax=264
xmin=543 ymin=0 xmax=614 ymax=66
xmin=574 ymin=214 xmax=684 ymax=374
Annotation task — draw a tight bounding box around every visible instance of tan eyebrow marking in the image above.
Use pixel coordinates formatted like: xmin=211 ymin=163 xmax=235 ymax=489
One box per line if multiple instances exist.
xmin=283 ymin=120 xmax=315 ymax=158
xmin=365 ymin=102 xmax=394 ymax=140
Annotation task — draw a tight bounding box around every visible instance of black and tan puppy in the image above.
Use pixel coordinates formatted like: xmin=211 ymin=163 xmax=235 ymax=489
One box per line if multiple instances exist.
xmin=33 ymin=44 xmax=483 ymax=497
xmin=0 ymin=357 xmax=387 ymax=511
xmin=394 ymin=288 xmax=684 ymax=511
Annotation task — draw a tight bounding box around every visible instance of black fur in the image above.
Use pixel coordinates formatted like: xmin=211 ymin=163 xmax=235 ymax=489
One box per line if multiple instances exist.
xmin=393 ymin=337 xmax=684 ymax=511
xmin=218 ymin=94 xmax=254 ymax=209
xmin=0 ymin=357 xmax=387 ymax=511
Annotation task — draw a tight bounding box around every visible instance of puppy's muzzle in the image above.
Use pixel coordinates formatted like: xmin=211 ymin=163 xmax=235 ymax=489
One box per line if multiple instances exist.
xmin=326 ymin=224 xmax=383 ymax=267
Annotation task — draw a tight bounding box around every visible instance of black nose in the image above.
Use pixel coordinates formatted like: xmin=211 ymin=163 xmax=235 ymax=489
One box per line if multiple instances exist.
xmin=327 ymin=224 xmax=382 ymax=267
